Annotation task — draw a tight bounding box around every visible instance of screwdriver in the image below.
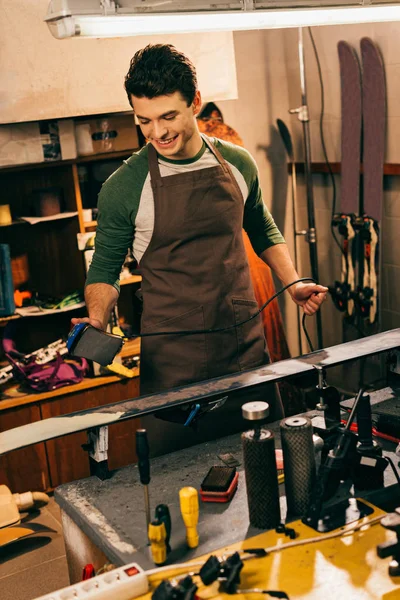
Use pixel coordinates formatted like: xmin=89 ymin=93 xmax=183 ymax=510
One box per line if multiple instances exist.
xmin=155 ymin=504 xmax=171 ymax=553
xmin=179 ymin=487 xmax=199 ymax=549
xmin=148 ymin=519 xmax=167 ymax=565
xmin=136 ymin=429 xmax=151 ymax=531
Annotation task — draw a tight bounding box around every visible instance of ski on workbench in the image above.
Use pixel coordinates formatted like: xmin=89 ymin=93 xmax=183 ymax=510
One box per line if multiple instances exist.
xmin=0 ymin=329 xmax=399 ymax=456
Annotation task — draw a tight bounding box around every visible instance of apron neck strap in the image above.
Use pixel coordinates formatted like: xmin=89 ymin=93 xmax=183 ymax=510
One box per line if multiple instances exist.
xmin=148 ymin=142 xmax=162 ymax=186
xmin=201 ymin=134 xmax=228 ymax=171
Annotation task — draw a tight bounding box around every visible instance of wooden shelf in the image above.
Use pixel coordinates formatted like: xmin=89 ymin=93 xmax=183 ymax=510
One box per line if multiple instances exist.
xmin=0 ymin=314 xmax=21 ymax=326
xmin=84 ymin=220 xmax=97 ymax=228
xmin=0 ymin=221 xmax=28 ymax=228
xmin=0 ymin=148 xmax=139 ymax=174
xmin=119 ymin=337 xmax=140 ymax=358
xmin=292 ymin=162 xmax=400 ymax=175
xmin=120 ymin=275 xmax=141 ymax=286
xmin=0 ymin=371 xmax=139 ymax=412
xmin=0 ymin=338 xmax=141 ymax=411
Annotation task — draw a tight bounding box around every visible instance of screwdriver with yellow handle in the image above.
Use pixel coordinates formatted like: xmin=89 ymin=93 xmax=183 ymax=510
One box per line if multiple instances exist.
xmin=179 ymin=487 xmax=199 ymax=549
xmin=148 ymin=519 xmax=167 ymax=565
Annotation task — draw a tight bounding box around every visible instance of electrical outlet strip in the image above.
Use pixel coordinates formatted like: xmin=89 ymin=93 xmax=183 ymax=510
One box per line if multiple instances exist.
xmin=34 ymin=563 xmax=148 ymax=600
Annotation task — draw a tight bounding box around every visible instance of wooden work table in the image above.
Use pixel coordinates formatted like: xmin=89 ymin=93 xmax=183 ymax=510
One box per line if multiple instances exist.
xmin=0 ymin=338 xmax=141 ymax=493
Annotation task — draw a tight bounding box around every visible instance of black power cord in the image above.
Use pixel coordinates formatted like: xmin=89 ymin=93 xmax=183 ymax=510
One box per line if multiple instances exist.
xmin=137 ymin=277 xmax=316 ymax=349
xmin=301 ymin=313 xmax=314 ymax=353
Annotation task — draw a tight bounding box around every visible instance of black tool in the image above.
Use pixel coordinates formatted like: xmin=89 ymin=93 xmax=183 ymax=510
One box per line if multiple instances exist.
xmin=275 ymin=522 xmax=298 ymax=540
xmin=241 ymin=401 xmax=281 ymax=529
xmin=201 ymin=466 xmax=236 ymax=492
xmin=155 ymin=504 xmax=171 ymax=553
xmin=199 ymin=552 xmax=243 ymax=594
xmin=353 ymin=393 xmax=386 ymax=490
xmin=67 ymin=323 xmax=124 ymax=366
xmin=152 ymin=576 xmax=197 ymax=600
xmin=136 ymin=429 xmax=151 ymax=531
xmin=304 ymin=387 xmax=379 ymax=531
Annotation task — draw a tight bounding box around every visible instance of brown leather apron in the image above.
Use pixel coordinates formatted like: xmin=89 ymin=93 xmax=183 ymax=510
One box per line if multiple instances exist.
xmin=139 ymin=135 xmax=283 ymax=429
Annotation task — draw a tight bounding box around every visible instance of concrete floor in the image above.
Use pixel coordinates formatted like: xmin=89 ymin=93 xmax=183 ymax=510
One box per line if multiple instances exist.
xmin=0 ymin=495 xmax=70 ymax=600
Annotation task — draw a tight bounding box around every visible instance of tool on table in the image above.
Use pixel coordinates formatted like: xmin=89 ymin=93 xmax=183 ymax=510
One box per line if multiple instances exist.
xmin=275 ymin=522 xmax=298 ymax=539
xmin=67 ymin=323 xmax=124 ymax=366
xmin=280 ymin=416 xmax=316 ymax=518
xmin=241 ymin=401 xmax=281 ymax=529
xmin=148 ymin=519 xmax=167 ymax=565
xmin=199 ymin=552 xmax=243 ymax=594
xmin=218 ymin=452 xmax=240 ymax=467
xmin=303 ymin=387 xmax=379 ymax=532
xmin=179 ymin=487 xmax=199 ymax=549
xmin=200 ymin=466 xmax=238 ymax=503
xmin=155 ymin=504 xmax=171 ymax=553
xmin=136 ymin=429 xmax=151 ymax=532
xmin=353 ymin=391 xmax=386 ymax=490
xmin=152 ymin=575 xmax=198 ymax=600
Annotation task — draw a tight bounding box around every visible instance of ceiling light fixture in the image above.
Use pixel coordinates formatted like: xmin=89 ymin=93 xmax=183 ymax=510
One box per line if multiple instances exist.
xmin=45 ymin=1 xmax=400 ymax=40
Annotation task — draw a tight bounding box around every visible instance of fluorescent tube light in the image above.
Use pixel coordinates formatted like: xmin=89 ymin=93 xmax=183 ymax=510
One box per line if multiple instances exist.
xmin=46 ymin=4 xmax=400 ymax=40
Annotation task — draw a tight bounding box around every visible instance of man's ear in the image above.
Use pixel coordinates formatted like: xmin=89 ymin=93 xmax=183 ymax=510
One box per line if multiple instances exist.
xmin=192 ymin=90 xmax=202 ymax=116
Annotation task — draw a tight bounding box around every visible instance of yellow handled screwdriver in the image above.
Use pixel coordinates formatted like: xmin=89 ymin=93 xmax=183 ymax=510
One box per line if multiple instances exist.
xmin=148 ymin=519 xmax=167 ymax=565
xmin=179 ymin=487 xmax=199 ymax=549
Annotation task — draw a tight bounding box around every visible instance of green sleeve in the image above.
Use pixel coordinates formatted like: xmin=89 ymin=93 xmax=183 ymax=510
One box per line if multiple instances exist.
xmin=85 ymin=164 xmax=137 ymax=293
xmin=243 ymin=172 xmax=286 ymax=256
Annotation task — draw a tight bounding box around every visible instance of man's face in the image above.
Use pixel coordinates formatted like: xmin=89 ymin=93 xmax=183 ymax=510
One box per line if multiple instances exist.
xmin=131 ymin=90 xmax=202 ymax=160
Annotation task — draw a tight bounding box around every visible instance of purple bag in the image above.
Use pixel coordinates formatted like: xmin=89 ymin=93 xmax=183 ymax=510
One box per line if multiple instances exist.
xmin=3 ymin=334 xmax=88 ymax=393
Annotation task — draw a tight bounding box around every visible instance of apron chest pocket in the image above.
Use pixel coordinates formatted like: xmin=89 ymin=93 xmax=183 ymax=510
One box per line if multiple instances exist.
xmin=232 ymin=298 xmax=266 ymax=371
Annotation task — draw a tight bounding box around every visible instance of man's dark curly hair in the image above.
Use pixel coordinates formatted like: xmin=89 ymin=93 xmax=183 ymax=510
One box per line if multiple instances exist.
xmin=124 ymin=44 xmax=198 ymax=108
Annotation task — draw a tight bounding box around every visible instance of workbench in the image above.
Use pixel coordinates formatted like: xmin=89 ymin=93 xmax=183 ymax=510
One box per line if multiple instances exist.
xmin=55 ymin=402 xmax=400 ymax=595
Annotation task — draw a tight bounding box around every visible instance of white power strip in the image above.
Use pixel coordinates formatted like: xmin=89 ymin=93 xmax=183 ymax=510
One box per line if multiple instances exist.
xmin=34 ymin=563 xmax=149 ymax=600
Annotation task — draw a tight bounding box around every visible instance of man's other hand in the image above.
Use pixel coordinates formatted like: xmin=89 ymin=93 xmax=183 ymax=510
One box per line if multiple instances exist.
xmin=71 ymin=317 xmax=104 ymax=330
xmin=290 ymin=282 xmax=328 ymax=316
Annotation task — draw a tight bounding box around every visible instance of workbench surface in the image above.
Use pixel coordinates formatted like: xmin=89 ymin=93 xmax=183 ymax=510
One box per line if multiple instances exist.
xmin=55 ymin=408 xmax=400 ymax=570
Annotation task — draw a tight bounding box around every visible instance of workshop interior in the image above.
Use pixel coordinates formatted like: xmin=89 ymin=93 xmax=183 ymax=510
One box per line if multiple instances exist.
xmin=2 ymin=1 xmax=400 ymax=599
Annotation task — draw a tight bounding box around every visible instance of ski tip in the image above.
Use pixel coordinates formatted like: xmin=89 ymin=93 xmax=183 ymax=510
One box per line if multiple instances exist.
xmin=360 ymin=37 xmax=383 ymax=58
xmin=338 ymin=40 xmax=360 ymax=62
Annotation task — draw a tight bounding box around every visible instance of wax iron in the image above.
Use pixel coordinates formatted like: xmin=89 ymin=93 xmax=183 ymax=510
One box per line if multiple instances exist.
xmin=67 ymin=323 xmax=124 ymax=366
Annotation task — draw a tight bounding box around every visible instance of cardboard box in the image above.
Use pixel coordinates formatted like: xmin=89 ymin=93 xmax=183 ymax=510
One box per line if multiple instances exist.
xmin=0 ymin=123 xmax=43 ymax=166
xmin=75 ymin=114 xmax=139 ymax=156
xmin=0 ymin=119 xmax=77 ymax=166
xmin=58 ymin=119 xmax=77 ymax=160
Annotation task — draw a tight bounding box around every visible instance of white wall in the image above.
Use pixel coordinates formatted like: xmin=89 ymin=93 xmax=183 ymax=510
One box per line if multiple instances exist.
xmin=0 ymin=0 xmax=237 ymax=123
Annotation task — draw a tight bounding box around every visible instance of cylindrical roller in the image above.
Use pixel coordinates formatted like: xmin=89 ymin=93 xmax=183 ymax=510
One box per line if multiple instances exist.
xmin=242 ymin=428 xmax=281 ymax=529
xmin=280 ymin=416 xmax=316 ymax=517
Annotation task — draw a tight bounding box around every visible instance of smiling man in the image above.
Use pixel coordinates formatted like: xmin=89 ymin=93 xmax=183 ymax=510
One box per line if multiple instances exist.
xmin=73 ymin=44 xmax=327 ymax=420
